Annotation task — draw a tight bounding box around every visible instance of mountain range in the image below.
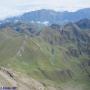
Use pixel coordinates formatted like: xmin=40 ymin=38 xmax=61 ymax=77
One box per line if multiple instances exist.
xmin=3 ymin=8 xmax=90 ymax=24
xmin=0 ymin=6 xmax=90 ymax=90
xmin=0 ymin=17 xmax=90 ymax=90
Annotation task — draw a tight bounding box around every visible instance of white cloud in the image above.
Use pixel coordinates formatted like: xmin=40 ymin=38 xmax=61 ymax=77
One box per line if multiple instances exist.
xmin=0 ymin=0 xmax=90 ymax=19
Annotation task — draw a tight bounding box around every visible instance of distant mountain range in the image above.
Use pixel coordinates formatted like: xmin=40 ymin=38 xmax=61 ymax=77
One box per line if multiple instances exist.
xmin=3 ymin=8 xmax=90 ymax=24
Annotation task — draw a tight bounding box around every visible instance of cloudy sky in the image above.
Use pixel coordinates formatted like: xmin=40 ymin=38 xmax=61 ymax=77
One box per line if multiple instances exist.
xmin=0 ymin=0 xmax=90 ymax=19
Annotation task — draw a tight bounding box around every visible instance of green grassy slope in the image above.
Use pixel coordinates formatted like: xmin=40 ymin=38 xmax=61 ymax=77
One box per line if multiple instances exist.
xmin=0 ymin=21 xmax=90 ymax=90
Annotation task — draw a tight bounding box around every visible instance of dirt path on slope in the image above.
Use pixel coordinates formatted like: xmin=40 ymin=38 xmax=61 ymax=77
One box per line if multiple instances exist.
xmin=16 ymin=35 xmax=28 ymax=57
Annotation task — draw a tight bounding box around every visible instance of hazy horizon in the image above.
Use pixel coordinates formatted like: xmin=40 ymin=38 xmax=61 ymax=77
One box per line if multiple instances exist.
xmin=0 ymin=0 xmax=90 ymax=19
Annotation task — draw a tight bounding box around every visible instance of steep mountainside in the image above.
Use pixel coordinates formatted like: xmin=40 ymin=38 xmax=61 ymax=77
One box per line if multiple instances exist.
xmin=0 ymin=19 xmax=90 ymax=90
